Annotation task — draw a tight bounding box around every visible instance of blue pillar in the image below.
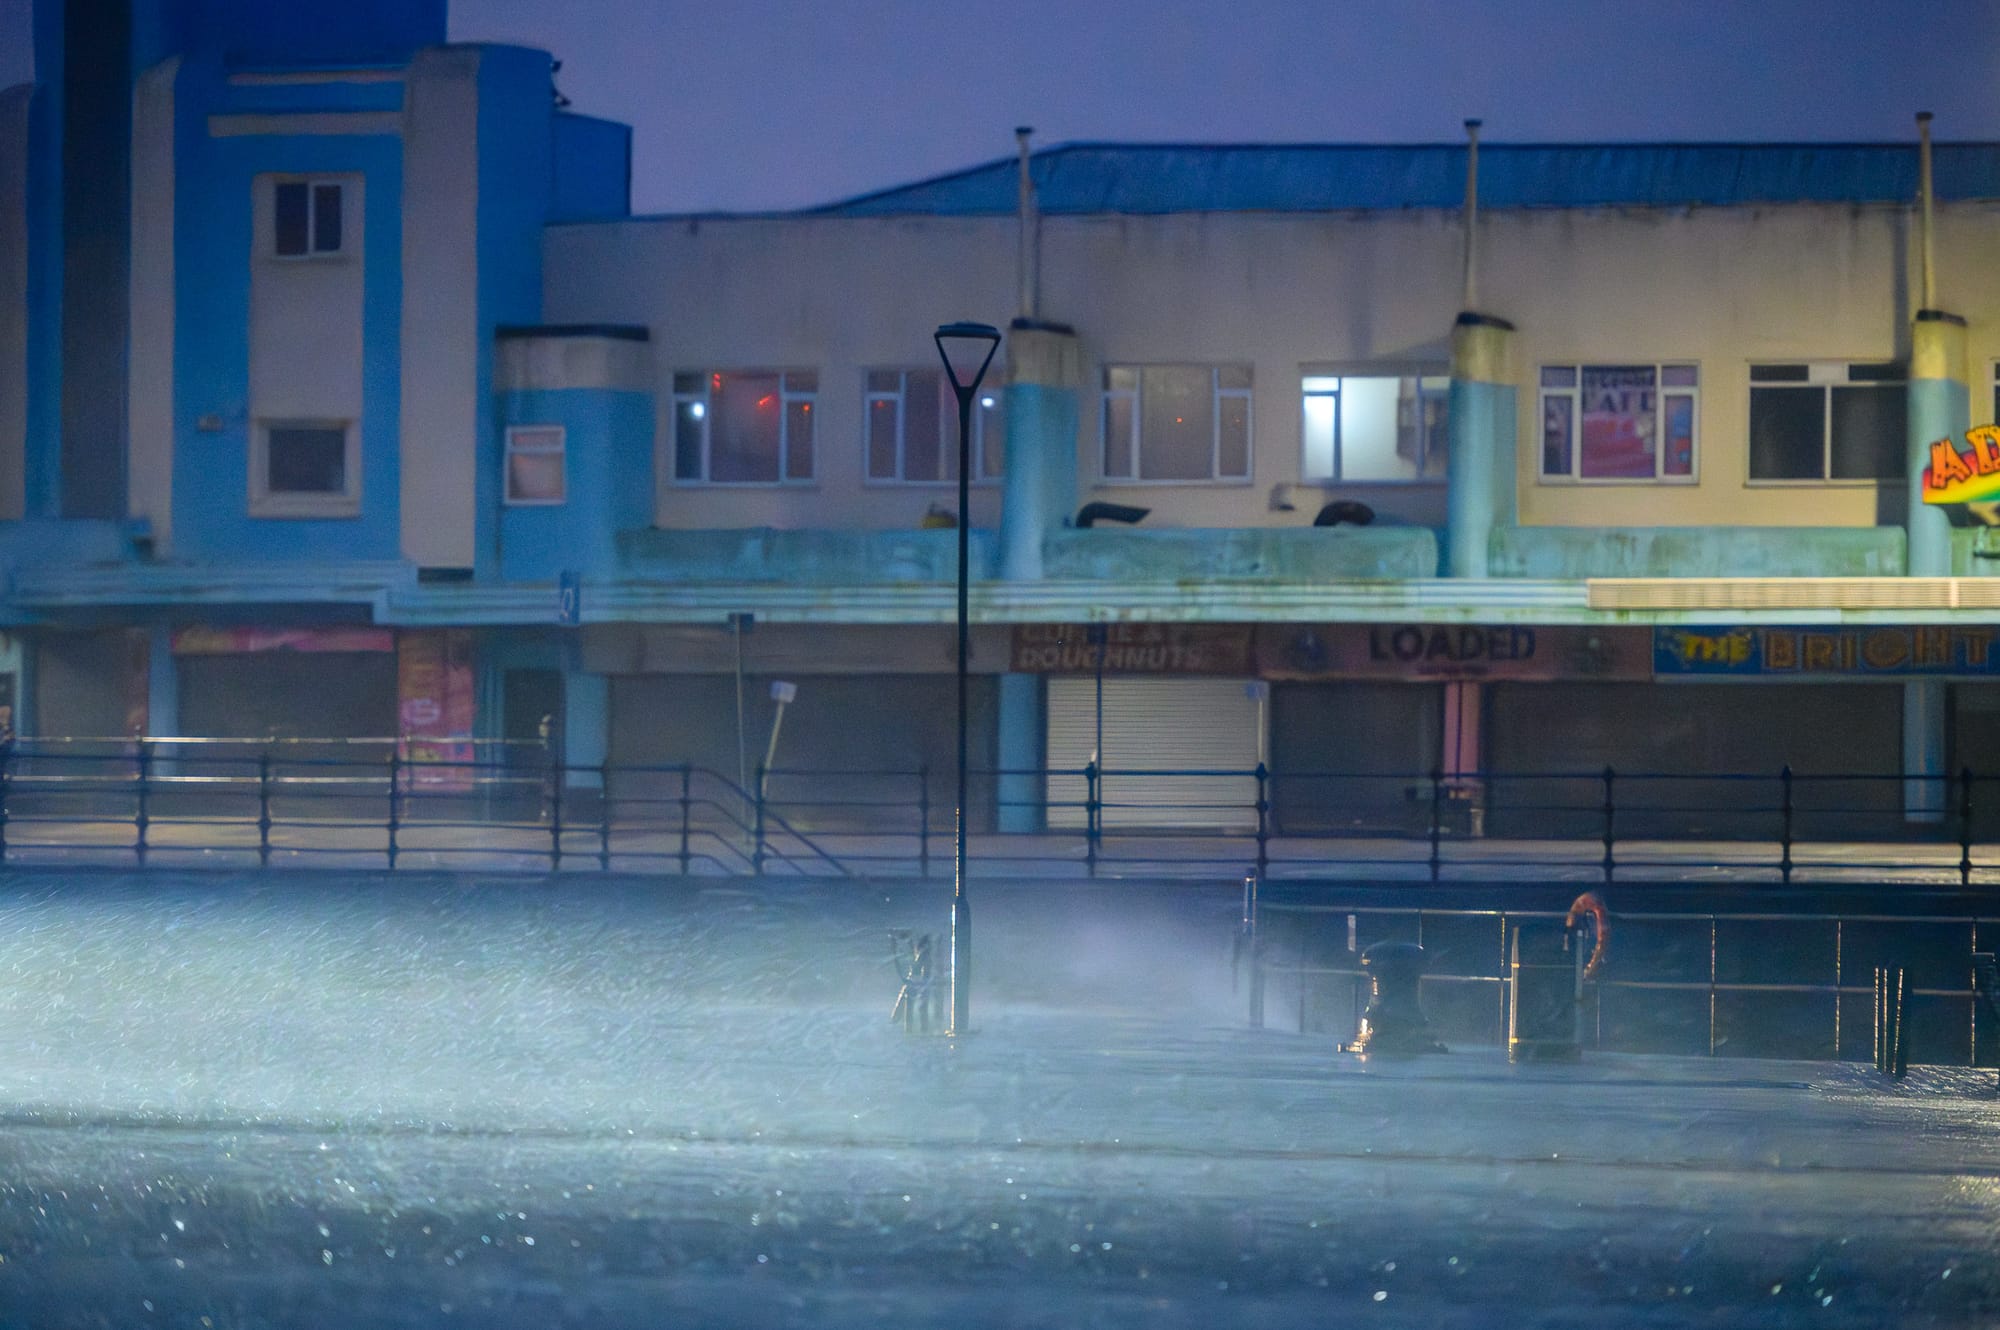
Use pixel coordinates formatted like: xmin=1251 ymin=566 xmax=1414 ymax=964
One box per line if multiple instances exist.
xmin=998 ymin=320 xmax=1080 ymax=582
xmin=145 ymin=622 xmax=177 ymax=738
xmin=562 ymin=668 xmax=608 ymax=790
xmin=996 ymin=671 xmax=1042 ymax=834
xmin=1444 ymin=313 xmax=1517 ymax=578
xmin=995 ymin=320 xmax=1080 ymax=832
xmin=1904 ymin=310 xmax=1968 ymax=822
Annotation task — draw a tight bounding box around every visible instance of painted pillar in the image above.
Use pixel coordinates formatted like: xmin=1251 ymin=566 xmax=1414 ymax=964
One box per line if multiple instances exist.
xmin=1904 ymin=310 xmax=1968 ymax=822
xmin=145 ymin=622 xmax=177 ymax=739
xmin=996 ymin=319 xmax=1081 ymax=832
xmin=563 ymin=668 xmax=608 ymax=791
xmin=1444 ymin=313 xmax=1517 ymax=579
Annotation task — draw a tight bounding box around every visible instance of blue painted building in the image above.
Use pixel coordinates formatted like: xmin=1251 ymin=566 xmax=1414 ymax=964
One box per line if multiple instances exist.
xmin=5 ymin=0 xmax=2000 ymax=838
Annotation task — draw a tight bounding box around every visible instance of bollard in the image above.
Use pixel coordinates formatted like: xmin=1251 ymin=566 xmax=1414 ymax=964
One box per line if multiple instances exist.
xmin=1508 ymin=921 xmax=1582 ymax=1062
xmin=1874 ymin=964 xmax=1909 ymax=1080
xmin=1347 ymin=941 xmax=1444 ymax=1057
xmin=1236 ymin=872 xmax=1265 ymax=1031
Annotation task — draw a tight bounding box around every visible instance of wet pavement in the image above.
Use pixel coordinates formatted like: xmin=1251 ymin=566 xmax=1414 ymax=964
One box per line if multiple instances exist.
xmin=0 ymin=871 xmax=1991 ymax=1326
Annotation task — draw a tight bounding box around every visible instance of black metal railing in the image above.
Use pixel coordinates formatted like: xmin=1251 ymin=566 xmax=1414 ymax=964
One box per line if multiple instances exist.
xmin=1243 ymin=899 xmax=2000 ymax=1068
xmin=1 ymin=737 xmax=1997 ymax=883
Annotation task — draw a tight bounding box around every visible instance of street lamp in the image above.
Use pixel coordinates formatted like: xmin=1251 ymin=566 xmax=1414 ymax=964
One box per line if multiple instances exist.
xmin=934 ymin=320 xmax=1002 ymax=1037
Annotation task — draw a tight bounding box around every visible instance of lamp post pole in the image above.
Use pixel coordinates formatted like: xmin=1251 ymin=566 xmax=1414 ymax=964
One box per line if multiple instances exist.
xmin=934 ymin=321 xmax=1001 ymax=1037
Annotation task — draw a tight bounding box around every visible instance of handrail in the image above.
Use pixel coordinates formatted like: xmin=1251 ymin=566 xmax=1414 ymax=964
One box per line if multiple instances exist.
xmin=0 ymin=736 xmax=1993 ymax=882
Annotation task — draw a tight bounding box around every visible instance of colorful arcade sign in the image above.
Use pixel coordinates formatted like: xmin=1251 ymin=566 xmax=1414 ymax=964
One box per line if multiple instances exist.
xmin=1655 ymin=625 xmax=2000 ymax=676
xmin=1920 ymin=425 xmax=2000 ymax=505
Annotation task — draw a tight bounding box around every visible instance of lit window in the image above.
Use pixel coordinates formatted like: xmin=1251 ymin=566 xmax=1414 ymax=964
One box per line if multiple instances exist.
xmin=504 ymin=425 xmax=567 ymax=504
xmin=1539 ymin=363 xmax=1698 ymax=482
xmin=273 ymin=179 xmax=346 ymax=258
xmin=252 ymin=420 xmax=358 ymax=517
xmin=1748 ymin=363 xmax=1904 ymax=482
xmin=865 ymin=369 xmax=1004 ymax=483
xmin=1100 ymin=365 xmax=1252 ymax=482
xmin=672 ymin=371 xmax=816 ymax=484
xmin=1300 ymin=373 xmax=1448 ymax=482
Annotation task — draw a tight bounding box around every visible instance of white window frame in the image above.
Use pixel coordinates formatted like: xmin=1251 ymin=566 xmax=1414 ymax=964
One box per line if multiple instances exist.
xmin=1298 ymin=369 xmax=1450 ymax=484
xmin=1538 ymin=362 xmax=1700 ymax=485
xmin=270 ymin=177 xmax=348 ymax=259
xmin=671 ymin=370 xmax=817 ymax=486
xmin=1745 ymin=361 xmax=1907 ymax=486
xmin=1098 ymin=364 xmax=1254 ymax=484
xmin=503 ymin=424 xmax=567 ymax=505
xmin=863 ymin=369 xmax=1002 ymax=485
xmin=250 ymin=418 xmax=360 ymax=518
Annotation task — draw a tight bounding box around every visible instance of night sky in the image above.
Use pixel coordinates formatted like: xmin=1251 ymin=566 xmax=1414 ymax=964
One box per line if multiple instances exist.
xmin=0 ymin=0 xmax=1997 ymax=212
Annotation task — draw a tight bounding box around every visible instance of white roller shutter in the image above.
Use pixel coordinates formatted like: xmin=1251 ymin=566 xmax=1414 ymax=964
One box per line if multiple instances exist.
xmin=1047 ymin=677 xmax=1260 ymax=830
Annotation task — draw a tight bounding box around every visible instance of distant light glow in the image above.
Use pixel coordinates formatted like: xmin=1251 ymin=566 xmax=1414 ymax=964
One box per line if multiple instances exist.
xmin=980 ymin=396 xmax=996 ymax=408
xmin=689 ymin=402 xmax=706 ymax=419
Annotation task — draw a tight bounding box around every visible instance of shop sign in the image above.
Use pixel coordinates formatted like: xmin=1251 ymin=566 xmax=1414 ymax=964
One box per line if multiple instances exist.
xmin=171 ymin=626 xmax=395 ymax=655
xmin=1921 ymin=426 xmax=2000 ymax=505
xmin=1258 ymin=624 xmax=1651 ymax=681
xmin=1655 ymin=625 xmax=2000 ymax=675
xmin=397 ymin=630 xmax=476 ymax=788
xmin=1010 ymin=624 xmax=1254 ymax=674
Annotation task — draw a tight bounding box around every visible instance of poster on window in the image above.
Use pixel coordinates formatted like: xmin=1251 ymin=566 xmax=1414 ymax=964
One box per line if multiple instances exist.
xmin=1580 ymin=366 xmax=1657 ymax=478
xmin=397 ymin=630 xmax=475 ymax=790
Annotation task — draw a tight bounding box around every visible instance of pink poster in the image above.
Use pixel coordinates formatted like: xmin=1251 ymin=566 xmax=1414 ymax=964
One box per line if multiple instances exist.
xmin=1579 ymin=366 xmax=1657 ymax=479
xmin=397 ymin=630 xmax=475 ymax=789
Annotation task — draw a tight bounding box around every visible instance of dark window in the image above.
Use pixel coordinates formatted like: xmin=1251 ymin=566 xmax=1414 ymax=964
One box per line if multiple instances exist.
xmin=1749 ymin=364 xmax=1903 ymax=481
xmin=267 ymin=425 xmax=348 ymax=494
xmin=311 ymin=183 xmax=343 ymax=253
xmin=274 ymin=182 xmax=309 ymax=256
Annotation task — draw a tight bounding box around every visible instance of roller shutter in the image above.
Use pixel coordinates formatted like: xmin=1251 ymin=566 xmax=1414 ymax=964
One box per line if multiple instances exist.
xmin=1047 ymin=677 xmax=1259 ymax=830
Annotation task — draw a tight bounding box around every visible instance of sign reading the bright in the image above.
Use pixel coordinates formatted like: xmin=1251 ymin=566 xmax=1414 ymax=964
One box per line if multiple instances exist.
xmin=1921 ymin=425 xmax=2000 ymax=504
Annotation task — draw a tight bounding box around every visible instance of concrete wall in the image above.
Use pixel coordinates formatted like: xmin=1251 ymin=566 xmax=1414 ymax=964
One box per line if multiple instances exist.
xmin=172 ymin=75 xmax=405 ymax=562
xmin=545 ymin=201 xmax=2000 ymax=535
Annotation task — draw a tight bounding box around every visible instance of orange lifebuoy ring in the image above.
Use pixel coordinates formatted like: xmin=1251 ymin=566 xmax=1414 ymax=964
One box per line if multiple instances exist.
xmin=1565 ymin=891 xmax=1610 ymax=980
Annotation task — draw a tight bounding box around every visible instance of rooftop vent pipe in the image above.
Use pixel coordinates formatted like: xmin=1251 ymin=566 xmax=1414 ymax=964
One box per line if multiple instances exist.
xmin=1016 ymin=126 xmax=1040 ymax=321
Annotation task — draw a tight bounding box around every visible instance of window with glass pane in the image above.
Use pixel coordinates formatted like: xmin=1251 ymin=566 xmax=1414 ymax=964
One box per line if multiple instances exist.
xmin=268 ymin=425 xmax=347 ymax=493
xmin=504 ymin=425 xmax=566 ymax=504
xmin=1101 ymin=365 xmax=1252 ymax=482
xmin=865 ymin=369 xmax=1002 ymax=483
xmin=1539 ymin=363 xmax=1698 ymax=481
xmin=273 ymin=179 xmax=343 ymax=257
xmin=1749 ymin=363 xmax=1903 ymax=481
xmin=1300 ymin=373 xmax=1448 ymax=482
xmin=672 ymin=370 xmax=816 ymax=483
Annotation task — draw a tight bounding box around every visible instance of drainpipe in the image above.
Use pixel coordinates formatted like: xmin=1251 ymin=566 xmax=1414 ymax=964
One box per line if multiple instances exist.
xmin=1445 ymin=118 xmax=1517 ymax=579
xmin=1905 ymin=111 xmax=1967 ymax=823
xmin=1016 ymin=126 xmax=1039 ymax=322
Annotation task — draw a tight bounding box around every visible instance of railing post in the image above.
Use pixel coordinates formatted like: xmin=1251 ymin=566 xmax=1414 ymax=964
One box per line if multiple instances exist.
xmin=134 ymin=739 xmax=152 ymax=867
xmin=549 ymin=754 xmax=565 ymax=872
xmin=1961 ymin=766 xmax=1975 ymax=888
xmin=752 ymin=762 xmax=767 ymax=875
xmin=386 ymin=749 xmax=401 ymax=870
xmin=1428 ymin=767 xmax=1444 ymax=884
xmin=1254 ymin=762 xmax=1270 ymax=886
xmin=257 ymin=749 xmax=273 ymax=868
xmin=1084 ymin=759 xmax=1100 ymax=880
xmin=1779 ymin=764 xmax=1794 ymax=886
xmin=917 ymin=763 xmax=931 ymax=879
xmin=1600 ymin=765 xmax=1616 ymax=885
xmin=0 ymin=734 xmax=14 ymax=865
xmin=678 ymin=763 xmax=692 ymax=876
xmin=598 ymin=760 xmax=612 ymax=873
